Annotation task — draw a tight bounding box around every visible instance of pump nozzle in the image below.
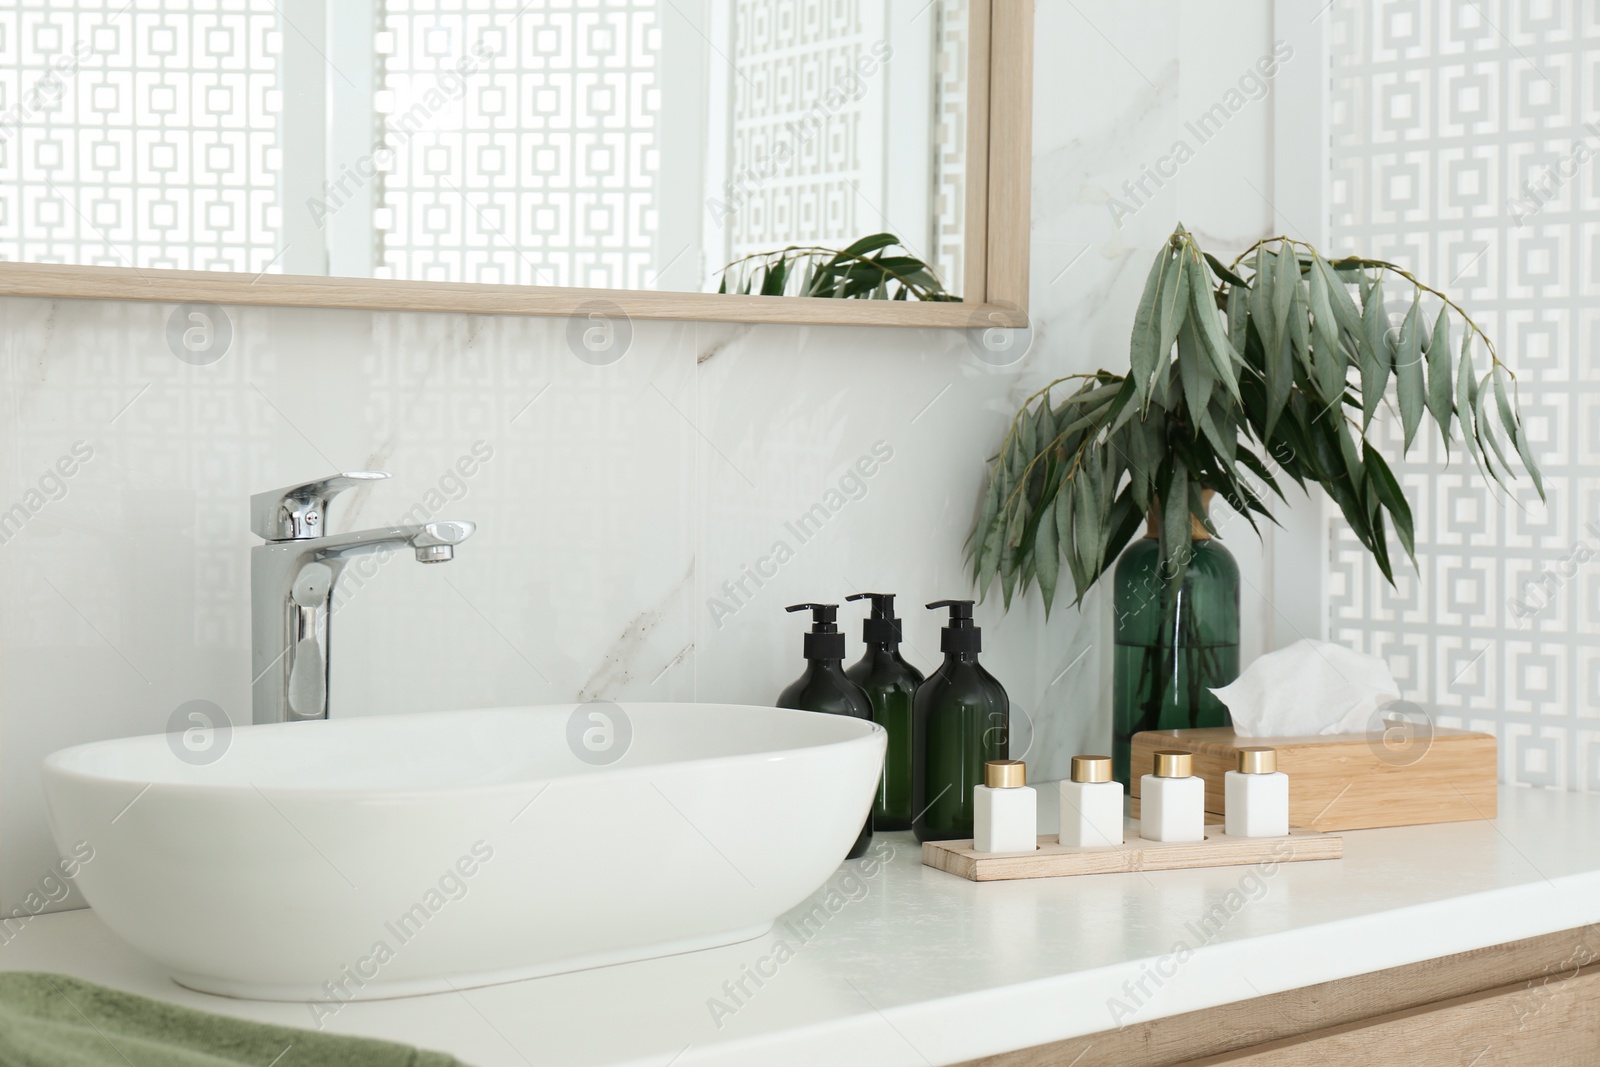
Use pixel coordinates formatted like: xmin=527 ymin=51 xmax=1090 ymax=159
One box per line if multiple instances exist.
xmin=785 ymin=602 xmax=838 ymax=628
xmin=926 ymin=599 xmax=974 ymax=619
xmin=846 ymin=592 xmax=903 ymax=644
xmin=846 ymin=592 xmax=895 ymax=616
xmin=927 ymin=599 xmax=980 ymax=653
xmin=786 ymin=602 xmax=845 ymax=660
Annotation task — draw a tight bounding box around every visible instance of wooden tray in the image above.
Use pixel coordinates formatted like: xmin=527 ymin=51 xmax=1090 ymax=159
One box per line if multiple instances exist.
xmin=1130 ymin=726 xmax=1497 ymax=831
xmin=921 ymin=820 xmax=1342 ymax=882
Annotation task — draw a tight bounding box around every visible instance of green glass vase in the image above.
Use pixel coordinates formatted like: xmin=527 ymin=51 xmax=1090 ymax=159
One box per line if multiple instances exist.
xmin=1111 ymin=514 xmax=1240 ymax=786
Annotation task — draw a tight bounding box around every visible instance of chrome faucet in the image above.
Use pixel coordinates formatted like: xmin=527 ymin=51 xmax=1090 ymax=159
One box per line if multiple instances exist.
xmin=250 ymin=472 xmax=475 ymax=724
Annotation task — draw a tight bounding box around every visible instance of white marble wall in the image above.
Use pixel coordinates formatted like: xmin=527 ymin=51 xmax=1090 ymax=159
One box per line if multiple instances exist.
xmin=0 ymin=1 xmax=1278 ymax=912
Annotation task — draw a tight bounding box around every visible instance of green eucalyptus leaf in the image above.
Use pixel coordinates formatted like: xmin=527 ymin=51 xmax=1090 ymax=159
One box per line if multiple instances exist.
xmin=971 ymin=469 xmax=1004 ymax=579
xmin=1177 ymin=318 xmax=1213 ymax=427
xmin=1272 ymin=243 xmax=1296 ymax=338
xmin=1250 ymin=249 xmax=1282 ymax=372
xmin=761 ymin=257 xmax=788 ymax=295
xmin=1395 ymin=292 xmax=1425 ymax=451
xmin=1207 ymin=466 xmax=1263 ymax=536
xmin=1511 ymin=421 xmax=1545 ymax=500
xmin=1456 ymin=335 xmax=1486 ymax=477
xmin=1155 ymin=359 xmax=1177 ymax=407
xmin=1426 ymin=305 xmax=1454 ymax=447
xmin=1360 ymin=277 xmax=1391 ymax=427
xmin=1093 ymin=452 xmax=1117 ymax=577
xmin=833 ymin=233 xmax=899 ymax=260
xmin=1204 ymin=251 xmax=1248 ymax=287
xmin=1132 ymin=413 xmax=1165 ymax=510
xmin=1308 ymin=259 xmax=1346 ymax=402
xmin=1363 ymin=442 xmax=1415 ymax=562
xmin=1226 ymin=282 xmax=1249 ymax=355
xmin=1034 ymin=485 xmax=1061 ymax=612
xmin=1123 ymin=421 xmax=1151 ymax=505
xmin=1287 ymin=279 xmax=1313 ymax=383
xmin=999 ymin=497 xmax=1030 ymax=609
xmin=1236 ymin=446 xmax=1288 ymax=503
xmin=1475 ymin=371 xmax=1512 ymax=476
xmin=1314 ymin=253 xmax=1363 ymax=330
xmin=1018 ymin=403 xmax=1039 ymax=458
xmin=1105 ymin=375 xmax=1141 ymax=436
xmin=1093 ymin=490 xmax=1144 ymax=595
xmin=1198 ymin=397 xmax=1238 ymax=474
xmin=1337 ymin=415 xmax=1365 ymax=489
xmin=1187 ymin=249 xmax=1243 ymax=401
xmin=1034 ymin=392 xmax=1059 ymax=449
xmin=1264 ymin=317 xmax=1295 ymax=442
xmin=1493 ymin=365 xmax=1545 ymax=499
xmin=1157 ymin=248 xmax=1189 ymax=377
xmin=1130 ymin=249 xmax=1169 ymax=408
xmin=1369 ymin=508 xmax=1395 ymax=584
xmin=1490 ymin=364 xmax=1515 ymax=448
xmin=1073 ymin=471 xmax=1101 ymax=598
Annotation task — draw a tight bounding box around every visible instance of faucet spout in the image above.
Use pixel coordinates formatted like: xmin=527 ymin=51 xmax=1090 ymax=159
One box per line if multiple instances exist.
xmin=411 ymin=520 xmax=473 ymax=562
xmin=249 ymin=474 xmax=477 ymax=724
xmin=298 ymin=520 xmax=476 ymax=562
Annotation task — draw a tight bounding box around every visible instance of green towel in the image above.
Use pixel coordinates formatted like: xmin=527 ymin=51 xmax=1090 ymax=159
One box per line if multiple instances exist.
xmin=0 ymin=973 xmax=470 ymax=1067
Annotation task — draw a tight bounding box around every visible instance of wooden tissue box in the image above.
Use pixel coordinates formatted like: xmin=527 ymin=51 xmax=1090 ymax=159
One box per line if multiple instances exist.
xmin=1129 ymin=726 xmax=1497 ymax=831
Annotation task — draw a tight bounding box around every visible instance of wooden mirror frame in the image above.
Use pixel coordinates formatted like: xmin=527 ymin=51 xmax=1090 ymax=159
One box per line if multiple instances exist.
xmin=0 ymin=0 xmax=1031 ymax=330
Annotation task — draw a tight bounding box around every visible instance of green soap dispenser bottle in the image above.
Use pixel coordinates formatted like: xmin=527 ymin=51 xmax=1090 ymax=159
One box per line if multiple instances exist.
xmin=777 ymin=602 xmax=875 ymax=859
xmin=844 ymin=592 xmax=924 ymax=832
xmin=912 ymin=600 xmax=1010 ymax=843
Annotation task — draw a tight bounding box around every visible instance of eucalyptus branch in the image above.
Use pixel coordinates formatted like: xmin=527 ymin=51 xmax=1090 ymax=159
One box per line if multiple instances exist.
xmin=715 ymin=233 xmax=955 ymax=301
xmin=997 ymin=419 xmax=1100 ymax=516
xmin=992 ymin=374 xmax=1103 ymax=460
xmin=1352 ymin=259 xmax=1505 ymax=370
xmin=1228 ymin=235 xmax=1510 ymax=376
xmin=968 ymin=222 xmax=1544 ymax=616
xmin=992 ymin=377 xmax=1122 ymax=515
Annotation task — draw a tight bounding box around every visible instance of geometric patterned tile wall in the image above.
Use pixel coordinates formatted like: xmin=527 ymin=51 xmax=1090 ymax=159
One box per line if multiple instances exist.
xmin=724 ymin=0 xmax=870 ymax=263
xmin=1328 ymin=0 xmax=1599 ymax=791
xmin=931 ymin=0 xmax=967 ymax=293
xmin=377 ymin=0 xmax=660 ymax=289
xmin=0 ymin=1 xmax=281 ymax=271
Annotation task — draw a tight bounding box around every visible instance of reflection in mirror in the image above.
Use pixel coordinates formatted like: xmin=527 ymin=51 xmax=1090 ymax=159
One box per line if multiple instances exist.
xmin=0 ymin=1 xmax=969 ymax=299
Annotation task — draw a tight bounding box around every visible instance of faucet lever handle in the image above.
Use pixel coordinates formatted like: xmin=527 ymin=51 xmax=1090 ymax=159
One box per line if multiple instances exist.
xmin=251 ymin=472 xmax=391 ymax=541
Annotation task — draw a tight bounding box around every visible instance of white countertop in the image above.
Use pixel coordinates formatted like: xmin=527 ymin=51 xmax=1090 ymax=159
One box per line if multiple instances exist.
xmin=6 ymin=784 xmax=1600 ymax=1066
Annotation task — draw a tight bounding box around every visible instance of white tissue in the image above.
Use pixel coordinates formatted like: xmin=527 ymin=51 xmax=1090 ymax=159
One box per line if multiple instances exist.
xmin=1211 ymin=639 xmax=1401 ymax=738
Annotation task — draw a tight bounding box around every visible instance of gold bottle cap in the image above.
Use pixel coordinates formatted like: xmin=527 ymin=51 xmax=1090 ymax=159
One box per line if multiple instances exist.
xmin=1153 ymin=750 xmax=1192 ymax=778
xmin=984 ymin=759 xmax=1026 ymax=788
xmin=1070 ymin=755 xmax=1112 ymax=784
xmin=1237 ymin=747 xmax=1277 ymax=774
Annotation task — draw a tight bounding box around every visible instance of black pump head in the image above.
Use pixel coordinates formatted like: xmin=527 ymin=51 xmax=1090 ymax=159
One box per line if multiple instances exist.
xmin=786 ymin=602 xmax=845 ymax=660
xmin=927 ymin=599 xmax=980 ymax=653
xmin=786 ymin=602 xmax=839 ymax=628
xmin=846 ymin=592 xmax=902 ymax=644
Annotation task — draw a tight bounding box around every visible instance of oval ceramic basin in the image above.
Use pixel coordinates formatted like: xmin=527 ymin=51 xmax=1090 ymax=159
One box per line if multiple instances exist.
xmin=43 ymin=703 xmax=884 ymax=1001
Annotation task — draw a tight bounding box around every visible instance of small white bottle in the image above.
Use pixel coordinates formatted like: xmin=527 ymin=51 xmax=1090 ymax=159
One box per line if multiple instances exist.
xmin=1225 ymin=747 xmax=1290 ymax=838
xmin=1058 ymin=755 xmax=1124 ymax=848
xmin=973 ymin=759 xmax=1037 ymax=853
xmin=1140 ymin=750 xmax=1205 ymax=843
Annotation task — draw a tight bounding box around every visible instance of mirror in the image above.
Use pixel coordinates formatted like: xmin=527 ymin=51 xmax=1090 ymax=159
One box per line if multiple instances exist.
xmin=0 ymin=1 xmax=974 ymax=300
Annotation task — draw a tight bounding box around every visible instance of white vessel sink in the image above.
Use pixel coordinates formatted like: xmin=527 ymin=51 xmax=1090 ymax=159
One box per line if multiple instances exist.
xmin=43 ymin=703 xmax=883 ymax=1001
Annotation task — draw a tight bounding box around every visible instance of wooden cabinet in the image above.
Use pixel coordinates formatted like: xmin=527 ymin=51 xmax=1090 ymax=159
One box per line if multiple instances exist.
xmin=961 ymin=926 xmax=1600 ymax=1067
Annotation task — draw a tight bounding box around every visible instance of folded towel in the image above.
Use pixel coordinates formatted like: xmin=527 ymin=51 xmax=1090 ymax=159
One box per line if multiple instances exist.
xmin=0 ymin=972 xmax=469 ymax=1067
